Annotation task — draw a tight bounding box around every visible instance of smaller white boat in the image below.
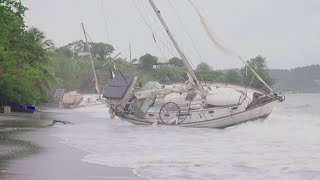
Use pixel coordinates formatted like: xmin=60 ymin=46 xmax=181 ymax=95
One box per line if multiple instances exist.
xmin=60 ymin=91 xmax=83 ymax=108
xmin=79 ymin=94 xmax=104 ymax=106
xmin=58 ymin=23 xmax=105 ymax=109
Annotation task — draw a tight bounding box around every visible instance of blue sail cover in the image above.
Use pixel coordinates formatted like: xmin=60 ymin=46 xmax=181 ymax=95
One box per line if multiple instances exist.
xmin=103 ymin=75 xmax=134 ymax=99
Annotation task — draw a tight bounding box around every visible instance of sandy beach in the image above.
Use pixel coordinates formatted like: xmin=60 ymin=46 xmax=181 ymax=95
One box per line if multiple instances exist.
xmin=0 ymin=109 xmax=143 ymax=180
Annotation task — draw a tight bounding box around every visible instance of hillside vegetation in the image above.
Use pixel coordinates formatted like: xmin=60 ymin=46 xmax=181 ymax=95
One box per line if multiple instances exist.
xmin=52 ymin=42 xmax=320 ymax=94
xmin=270 ymin=65 xmax=320 ymax=93
xmin=51 ymin=42 xmax=274 ymax=94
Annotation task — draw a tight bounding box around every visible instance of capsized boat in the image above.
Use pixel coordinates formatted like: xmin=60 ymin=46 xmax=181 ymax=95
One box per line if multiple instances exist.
xmin=60 ymin=91 xmax=83 ymax=108
xmin=102 ymin=0 xmax=285 ymax=128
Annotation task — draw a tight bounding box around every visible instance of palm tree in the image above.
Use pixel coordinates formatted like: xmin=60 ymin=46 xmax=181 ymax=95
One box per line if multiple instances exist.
xmin=26 ymin=27 xmax=56 ymax=101
xmin=27 ymin=27 xmax=54 ymax=51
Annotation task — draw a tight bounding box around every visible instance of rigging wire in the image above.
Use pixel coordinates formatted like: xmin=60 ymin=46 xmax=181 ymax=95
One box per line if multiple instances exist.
xmin=86 ymin=28 xmax=125 ymax=80
xmin=187 ymin=0 xmax=274 ymax=93
xmin=131 ymin=0 xmax=153 ymax=32
xmin=131 ymin=0 xmax=177 ymax=58
xmin=139 ymin=0 xmax=201 ymax=74
xmin=145 ymin=0 xmax=178 ymax=58
xmin=139 ymin=0 xmax=176 ymax=58
xmin=167 ymin=0 xmax=204 ymax=63
xmin=99 ymin=0 xmax=110 ymax=43
xmin=139 ymin=0 xmax=155 ymax=28
xmin=147 ymin=3 xmax=199 ymax=70
xmin=165 ymin=0 xmax=206 ymax=81
xmin=85 ymin=30 xmax=119 ymax=76
xmin=157 ymin=30 xmax=177 ymax=58
xmin=131 ymin=0 xmax=166 ymax=57
xmin=85 ymin=31 xmax=117 ymax=70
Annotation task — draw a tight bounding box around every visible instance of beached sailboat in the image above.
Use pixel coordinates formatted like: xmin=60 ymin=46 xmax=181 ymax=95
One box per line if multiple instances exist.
xmin=103 ymin=0 xmax=285 ymax=128
xmin=58 ymin=24 xmax=104 ymax=109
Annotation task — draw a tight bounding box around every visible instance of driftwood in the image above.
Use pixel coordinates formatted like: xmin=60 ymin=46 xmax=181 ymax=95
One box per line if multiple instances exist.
xmin=46 ymin=120 xmax=75 ymax=127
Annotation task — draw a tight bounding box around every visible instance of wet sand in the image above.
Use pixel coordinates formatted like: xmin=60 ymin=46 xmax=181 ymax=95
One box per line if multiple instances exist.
xmin=0 ymin=110 xmax=143 ymax=180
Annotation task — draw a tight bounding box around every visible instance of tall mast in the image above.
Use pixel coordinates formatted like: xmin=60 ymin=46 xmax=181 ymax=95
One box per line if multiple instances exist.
xmin=148 ymin=0 xmax=204 ymax=92
xmin=81 ymin=23 xmax=100 ymax=95
xmin=129 ymin=42 xmax=132 ymax=63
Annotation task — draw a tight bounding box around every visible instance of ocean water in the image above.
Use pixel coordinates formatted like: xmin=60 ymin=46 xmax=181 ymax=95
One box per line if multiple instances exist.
xmin=53 ymin=94 xmax=320 ymax=180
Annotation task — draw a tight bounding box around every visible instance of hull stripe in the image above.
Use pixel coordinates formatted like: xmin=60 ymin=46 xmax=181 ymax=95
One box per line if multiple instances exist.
xmin=121 ymin=98 xmax=278 ymax=125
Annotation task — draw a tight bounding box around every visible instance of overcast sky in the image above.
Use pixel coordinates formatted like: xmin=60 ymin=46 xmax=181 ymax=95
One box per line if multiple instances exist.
xmin=22 ymin=0 xmax=320 ymax=69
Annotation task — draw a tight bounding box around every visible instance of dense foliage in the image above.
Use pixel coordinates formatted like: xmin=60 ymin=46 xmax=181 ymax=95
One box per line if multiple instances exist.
xmin=91 ymin=42 xmax=114 ymax=60
xmin=0 ymin=0 xmax=56 ymax=105
xmin=240 ymin=56 xmax=274 ymax=92
xmin=139 ymin=53 xmax=157 ymax=70
xmin=51 ymin=45 xmax=276 ymax=94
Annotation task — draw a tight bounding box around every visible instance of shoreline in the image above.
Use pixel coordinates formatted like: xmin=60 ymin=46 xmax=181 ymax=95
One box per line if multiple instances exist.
xmin=0 ymin=111 xmax=143 ymax=180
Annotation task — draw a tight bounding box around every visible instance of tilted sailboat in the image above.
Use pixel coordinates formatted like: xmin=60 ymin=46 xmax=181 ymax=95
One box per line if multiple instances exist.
xmin=59 ymin=23 xmax=103 ymax=109
xmin=102 ymin=0 xmax=285 ymax=128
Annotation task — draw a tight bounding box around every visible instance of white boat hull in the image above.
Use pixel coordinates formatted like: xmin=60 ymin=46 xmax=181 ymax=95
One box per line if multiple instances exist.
xmin=105 ymin=80 xmax=284 ymax=129
xmin=118 ymin=99 xmax=278 ymax=129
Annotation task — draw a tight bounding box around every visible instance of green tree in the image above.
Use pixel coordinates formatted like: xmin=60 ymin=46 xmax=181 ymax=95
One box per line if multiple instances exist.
xmin=28 ymin=28 xmax=56 ymax=101
xmin=0 ymin=0 xmax=56 ymax=105
xmin=195 ymin=69 xmax=224 ymax=82
xmin=194 ymin=62 xmax=224 ymax=82
xmin=53 ymin=47 xmax=73 ymax=59
xmin=196 ymin=62 xmax=212 ymax=71
xmin=224 ymin=70 xmax=241 ymax=84
xmin=91 ymin=42 xmax=114 ymax=60
xmin=154 ymin=65 xmax=185 ymax=83
xmin=131 ymin=58 xmax=138 ymax=62
xmin=240 ymin=55 xmax=274 ymax=91
xmin=0 ymin=0 xmax=27 ymax=48
xmin=26 ymin=27 xmax=54 ymax=51
xmin=169 ymin=57 xmax=184 ymax=67
xmin=139 ymin=53 xmax=157 ymax=70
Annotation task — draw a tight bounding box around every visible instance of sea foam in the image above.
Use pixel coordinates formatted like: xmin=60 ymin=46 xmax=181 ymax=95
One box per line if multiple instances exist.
xmin=53 ymin=94 xmax=320 ymax=180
